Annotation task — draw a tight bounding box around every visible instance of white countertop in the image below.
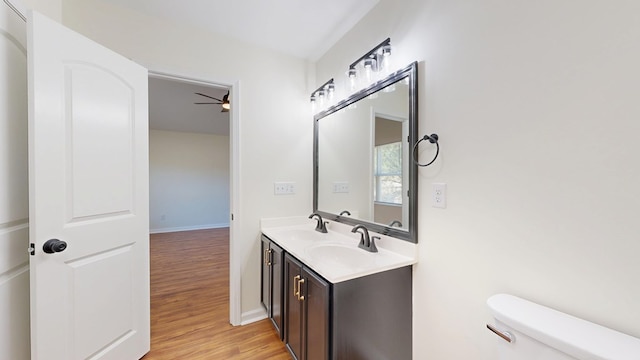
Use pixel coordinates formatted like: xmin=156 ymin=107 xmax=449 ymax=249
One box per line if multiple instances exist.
xmin=261 ymin=216 xmax=418 ymax=283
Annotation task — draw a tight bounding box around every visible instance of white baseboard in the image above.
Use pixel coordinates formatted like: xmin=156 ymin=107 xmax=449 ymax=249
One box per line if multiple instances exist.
xmin=240 ymin=307 xmax=267 ymax=325
xmin=150 ymin=223 xmax=230 ymax=234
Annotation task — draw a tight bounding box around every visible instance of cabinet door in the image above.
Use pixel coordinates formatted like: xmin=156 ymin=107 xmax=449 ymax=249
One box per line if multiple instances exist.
xmin=303 ymin=267 xmax=330 ymax=360
xmin=260 ymin=236 xmax=271 ymax=314
xmin=271 ymin=242 xmax=284 ymax=339
xmin=284 ymin=254 xmax=304 ymax=360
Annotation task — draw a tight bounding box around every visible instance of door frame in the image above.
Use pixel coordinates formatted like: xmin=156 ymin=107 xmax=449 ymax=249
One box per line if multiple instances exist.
xmin=148 ymin=70 xmax=242 ymax=326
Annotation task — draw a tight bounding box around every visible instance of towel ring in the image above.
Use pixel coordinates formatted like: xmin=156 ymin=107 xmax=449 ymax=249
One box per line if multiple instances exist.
xmin=412 ymin=133 xmax=440 ymax=167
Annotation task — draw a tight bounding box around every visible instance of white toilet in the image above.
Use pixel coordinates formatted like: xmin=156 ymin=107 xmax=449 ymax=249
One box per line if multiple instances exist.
xmin=487 ymin=294 xmax=640 ymax=360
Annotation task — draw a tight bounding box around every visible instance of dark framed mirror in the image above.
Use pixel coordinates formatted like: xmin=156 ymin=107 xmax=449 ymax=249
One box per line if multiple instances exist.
xmin=313 ymin=62 xmax=418 ymax=243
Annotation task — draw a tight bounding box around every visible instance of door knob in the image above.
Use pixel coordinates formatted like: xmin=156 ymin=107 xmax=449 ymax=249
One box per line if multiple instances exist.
xmin=43 ymin=239 xmax=67 ymax=254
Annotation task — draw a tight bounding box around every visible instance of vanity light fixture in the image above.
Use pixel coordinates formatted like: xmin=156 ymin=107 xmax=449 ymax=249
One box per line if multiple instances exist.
xmin=347 ymin=37 xmax=392 ymax=90
xmin=310 ymin=78 xmax=335 ymax=111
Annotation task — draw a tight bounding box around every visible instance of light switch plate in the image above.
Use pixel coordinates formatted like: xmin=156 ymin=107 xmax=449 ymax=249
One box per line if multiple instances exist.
xmin=274 ymin=182 xmax=296 ymax=195
xmin=333 ymin=181 xmax=349 ymax=193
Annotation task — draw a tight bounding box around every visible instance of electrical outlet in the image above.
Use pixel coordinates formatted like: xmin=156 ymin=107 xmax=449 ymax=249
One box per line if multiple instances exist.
xmin=274 ymin=182 xmax=296 ymax=195
xmin=432 ymin=183 xmax=447 ymax=208
xmin=333 ymin=181 xmax=349 ymax=193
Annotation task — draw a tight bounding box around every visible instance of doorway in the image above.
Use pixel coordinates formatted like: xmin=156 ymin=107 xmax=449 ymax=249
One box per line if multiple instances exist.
xmin=147 ymin=72 xmax=240 ymax=325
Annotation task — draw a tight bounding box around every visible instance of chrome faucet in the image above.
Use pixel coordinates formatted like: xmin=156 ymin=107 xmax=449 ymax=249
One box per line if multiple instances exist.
xmin=388 ymin=220 xmax=403 ymax=227
xmin=351 ymin=225 xmax=378 ymax=253
xmin=308 ymin=213 xmax=328 ymax=233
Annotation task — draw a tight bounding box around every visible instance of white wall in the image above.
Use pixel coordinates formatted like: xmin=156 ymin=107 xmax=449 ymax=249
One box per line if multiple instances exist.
xmin=21 ymin=0 xmax=61 ymax=21
xmin=149 ymin=130 xmax=230 ymax=233
xmin=61 ymin=0 xmax=312 ymax=317
xmin=316 ymin=0 xmax=640 ymax=358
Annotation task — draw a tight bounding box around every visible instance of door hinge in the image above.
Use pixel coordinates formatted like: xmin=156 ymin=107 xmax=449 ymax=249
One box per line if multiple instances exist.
xmin=29 ymin=243 xmax=35 ymax=256
xmin=231 ymin=213 xmax=234 ymax=221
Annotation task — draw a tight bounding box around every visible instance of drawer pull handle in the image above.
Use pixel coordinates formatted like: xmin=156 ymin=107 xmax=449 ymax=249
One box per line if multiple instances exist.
xmin=263 ymin=249 xmax=272 ymax=265
xmin=293 ymin=275 xmax=301 ymax=300
xmin=298 ymin=278 xmax=305 ymax=301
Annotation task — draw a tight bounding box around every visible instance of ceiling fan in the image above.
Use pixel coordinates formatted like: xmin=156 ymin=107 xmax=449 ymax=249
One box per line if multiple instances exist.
xmin=194 ymin=91 xmax=230 ymax=112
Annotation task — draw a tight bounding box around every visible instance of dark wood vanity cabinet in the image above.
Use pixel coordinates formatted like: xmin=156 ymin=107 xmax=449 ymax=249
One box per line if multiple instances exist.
xmin=262 ymin=234 xmax=412 ymax=360
xmin=261 ymin=235 xmax=284 ymax=339
xmin=284 ymin=254 xmax=330 ymax=360
xmin=330 ymin=266 xmax=412 ymax=360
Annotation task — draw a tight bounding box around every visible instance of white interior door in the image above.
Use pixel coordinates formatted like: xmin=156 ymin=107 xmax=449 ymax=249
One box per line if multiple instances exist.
xmin=28 ymin=10 xmax=150 ymax=360
xmin=0 ymin=1 xmax=30 ymax=359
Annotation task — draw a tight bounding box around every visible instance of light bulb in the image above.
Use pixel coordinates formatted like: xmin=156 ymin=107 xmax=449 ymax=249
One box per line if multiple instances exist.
xmin=348 ymin=67 xmax=358 ymax=91
xmin=364 ymin=58 xmax=373 ymax=68
xmin=310 ymin=95 xmax=317 ymax=112
xmin=317 ymin=90 xmax=325 ymax=108
xmin=363 ymin=58 xmax=375 ymax=83
xmin=325 ymin=83 xmax=335 ymax=101
xmin=380 ymin=45 xmax=392 ymax=73
xmin=382 ymin=45 xmax=392 ymax=56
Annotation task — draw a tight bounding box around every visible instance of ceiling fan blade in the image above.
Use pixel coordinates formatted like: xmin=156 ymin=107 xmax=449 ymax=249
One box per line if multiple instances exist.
xmin=195 ymin=92 xmax=223 ymax=102
xmin=194 ymin=102 xmax=222 ymax=104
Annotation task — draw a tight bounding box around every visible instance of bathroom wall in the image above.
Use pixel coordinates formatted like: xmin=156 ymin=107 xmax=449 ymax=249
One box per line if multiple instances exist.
xmin=149 ymin=130 xmax=230 ymax=233
xmin=316 ymin=0 xmax=640 ymax=358
xmin=21 ymin=0 xmax=61 ymax=21
xmin=61 ymin=0 xmax=312 ymax=319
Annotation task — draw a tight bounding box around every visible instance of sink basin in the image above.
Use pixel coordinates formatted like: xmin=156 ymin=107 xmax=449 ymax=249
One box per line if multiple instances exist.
xmin=306 ymin=244 xmax=372 ymax=270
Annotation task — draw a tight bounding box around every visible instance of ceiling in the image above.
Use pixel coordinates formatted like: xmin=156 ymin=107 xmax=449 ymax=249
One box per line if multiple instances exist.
xmin=100 ymin=0 xmax=380 ymax=60
xmin=131 ymin=0 xmax=380 ymax=135
xmin=127 ymin=0 xmax=379 ymax=135
xmin=149 ymin=78 xmax=230 ymax=135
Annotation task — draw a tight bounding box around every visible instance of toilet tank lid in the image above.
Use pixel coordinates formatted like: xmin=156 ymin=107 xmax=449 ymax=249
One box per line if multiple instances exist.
xmin=487 ymin=294 xmax=640 ymax=360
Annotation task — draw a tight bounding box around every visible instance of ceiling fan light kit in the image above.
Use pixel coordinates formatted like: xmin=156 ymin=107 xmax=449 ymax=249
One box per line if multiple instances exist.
xmin=194 ymin=90 xmax=230 ymax=112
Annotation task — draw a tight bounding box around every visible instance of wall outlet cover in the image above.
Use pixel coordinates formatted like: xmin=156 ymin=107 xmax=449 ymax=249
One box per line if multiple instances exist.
xmin=432 ymin=183 xmax=447 ymax=208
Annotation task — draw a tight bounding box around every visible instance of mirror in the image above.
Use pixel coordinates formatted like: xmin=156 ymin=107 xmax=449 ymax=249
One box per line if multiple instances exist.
xmin=313 ymin=62 xmax=418 ymax=243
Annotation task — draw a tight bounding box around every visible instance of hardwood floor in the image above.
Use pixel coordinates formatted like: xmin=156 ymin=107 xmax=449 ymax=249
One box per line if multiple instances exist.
xmin=142 ymin=228 xmax=291 ymax=359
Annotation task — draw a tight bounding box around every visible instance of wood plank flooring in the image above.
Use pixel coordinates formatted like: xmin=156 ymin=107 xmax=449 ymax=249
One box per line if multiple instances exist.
xmin=142 ymin=228 xmax=291 ymax=359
